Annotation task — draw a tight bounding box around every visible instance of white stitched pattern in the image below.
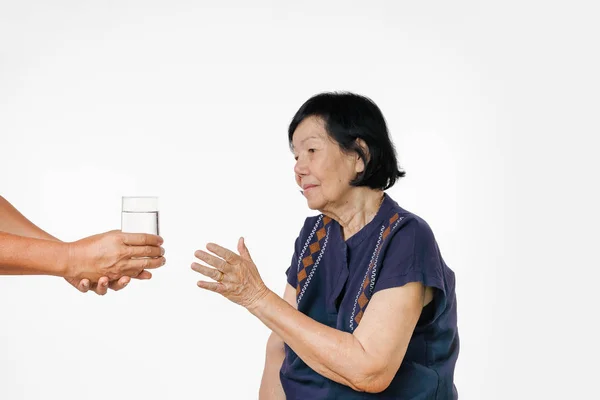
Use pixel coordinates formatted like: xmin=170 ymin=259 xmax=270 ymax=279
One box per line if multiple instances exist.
xmin=349 ymin=215 xmax=404 ymax=331
xmin=368 ymin=217 xmax=404 ymax=295
xmin=296 ymin=215 xmax=322 ymax=274
xmin=391 ymin=216 xmax=403 ymax=232
xmin=297 ymin=226 xmax=330 ymax=303
xmin=349 ymin=225 xmax=385 ymax=331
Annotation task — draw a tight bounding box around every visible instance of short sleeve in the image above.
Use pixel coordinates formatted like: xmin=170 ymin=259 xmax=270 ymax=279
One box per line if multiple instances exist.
xmin=373 ymin=216 xmax=447 ymax=320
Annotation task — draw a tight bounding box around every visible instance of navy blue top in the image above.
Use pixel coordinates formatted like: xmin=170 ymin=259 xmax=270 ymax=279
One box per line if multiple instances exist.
xmin=282 ymin=194 xmax=459 ymax=399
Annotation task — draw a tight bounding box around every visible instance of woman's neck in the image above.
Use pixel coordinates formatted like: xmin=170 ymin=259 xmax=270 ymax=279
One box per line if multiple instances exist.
xmin=321 ymin=189 xmax=384 ymax=241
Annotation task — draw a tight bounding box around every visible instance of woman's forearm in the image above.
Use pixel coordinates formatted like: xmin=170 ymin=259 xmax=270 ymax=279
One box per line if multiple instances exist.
xmin=248 ymin=291 xmax=377 ymax=391
xmin=0 ymin=232 xmax=69 ymax=276
xmin=258 ymin=333 xmax=286 ymax=400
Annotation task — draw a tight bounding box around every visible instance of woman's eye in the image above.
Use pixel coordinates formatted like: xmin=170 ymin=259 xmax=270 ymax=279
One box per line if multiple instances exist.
xmin=308 ymin=148 xmax=316 ymax=153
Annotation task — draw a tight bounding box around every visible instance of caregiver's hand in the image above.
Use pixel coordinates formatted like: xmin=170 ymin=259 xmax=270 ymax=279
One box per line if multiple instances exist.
xmin=65 ymin=269 xmax=154 ymax=296
xmin=192 ymin=237 xmax=270 ymax=308
xmin=66 ymin=230 xmax=166 ymax=282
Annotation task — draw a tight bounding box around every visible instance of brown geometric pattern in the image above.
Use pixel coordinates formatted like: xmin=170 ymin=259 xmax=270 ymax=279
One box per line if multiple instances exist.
xmin=296 ymin=216 xmax=332 ymax=298
xmin=352 ymin=213 xmax=402 ymax=328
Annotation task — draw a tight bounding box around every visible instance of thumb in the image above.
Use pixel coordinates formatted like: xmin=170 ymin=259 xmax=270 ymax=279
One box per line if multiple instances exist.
xmin=238 ymin=237 xmax=252 ymax=261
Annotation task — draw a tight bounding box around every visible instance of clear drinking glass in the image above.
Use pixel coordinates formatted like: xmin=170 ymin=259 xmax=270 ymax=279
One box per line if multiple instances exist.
xmin=121 ymin=196 xmax=159 ymax=235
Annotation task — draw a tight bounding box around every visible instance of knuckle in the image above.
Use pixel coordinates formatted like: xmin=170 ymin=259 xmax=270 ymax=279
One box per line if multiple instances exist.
xmin=107 ymin=265 xmax=120 ymax=278
xmin=116 ymin=232 xmax=126 ymax=244
xmin=121 ymin=246 xmax=132 ymax=259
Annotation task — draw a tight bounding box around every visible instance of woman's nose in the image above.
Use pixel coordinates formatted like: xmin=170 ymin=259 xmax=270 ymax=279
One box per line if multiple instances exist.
xmin=294 ymin=157 xmax=308 ymax=176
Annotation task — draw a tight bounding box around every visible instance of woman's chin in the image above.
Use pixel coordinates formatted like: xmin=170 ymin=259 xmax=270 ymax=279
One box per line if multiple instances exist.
xmin=305 ymin=197 xmax=325 ymax=211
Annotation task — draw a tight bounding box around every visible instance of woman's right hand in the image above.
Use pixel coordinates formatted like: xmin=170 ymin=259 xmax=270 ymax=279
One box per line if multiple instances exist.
xmin=65 ymin=230 xmax=166 ymax=282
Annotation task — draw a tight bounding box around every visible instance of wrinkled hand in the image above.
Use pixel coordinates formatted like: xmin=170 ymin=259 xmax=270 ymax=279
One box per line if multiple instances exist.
xmin=192 ymin=237 xmax=269 ymax=308
xmin=66 ymin=230 xmax=166 ymax=283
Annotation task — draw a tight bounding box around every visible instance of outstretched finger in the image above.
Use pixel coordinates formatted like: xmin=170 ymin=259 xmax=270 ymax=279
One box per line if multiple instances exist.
xmin=194 ymin=249 xmax=230 ymax=272
xmin=191 ymin=262 xmax=224 ymax=282
xmin=197 ymin=280 xmax=224 ymax=293
xmin=237 ymin=237 xmax=253 ymax=262
xmin=206 ymin=243 xmax=238 ymax=264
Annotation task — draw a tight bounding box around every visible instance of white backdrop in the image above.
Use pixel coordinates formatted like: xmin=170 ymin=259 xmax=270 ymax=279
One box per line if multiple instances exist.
xmin=1 ymin=1 xmax=598 ymax=399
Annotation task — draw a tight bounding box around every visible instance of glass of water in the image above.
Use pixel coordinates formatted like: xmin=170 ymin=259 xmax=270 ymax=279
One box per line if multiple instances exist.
xmin=121 ymin=196 xmax=159 ymax=235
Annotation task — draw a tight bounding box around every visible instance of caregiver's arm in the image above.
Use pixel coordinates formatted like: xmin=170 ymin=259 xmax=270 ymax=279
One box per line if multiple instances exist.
xmin=0 ymin=232 xmax=70 ymax=276
xmin=1 ymin=196 xmax=165 ymax=281
xmin=0 ymin=230 xmax=164 ymax=280
xmin=0 ymin=195 xmax=69 ymax=275
xmin=0 ymin=195 xmax=59 ymax=240
xmin=1 ymin=195 xmax=118 ymax=291
xmin=258 ymin=287 xmax=297 ymax=400
xmin=249 ymin=282 xmax=427 ymax=393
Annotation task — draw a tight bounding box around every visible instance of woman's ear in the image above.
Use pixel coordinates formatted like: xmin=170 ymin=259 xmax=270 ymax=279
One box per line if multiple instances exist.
xmin=355 ymin=138 xmax=369 ymax=174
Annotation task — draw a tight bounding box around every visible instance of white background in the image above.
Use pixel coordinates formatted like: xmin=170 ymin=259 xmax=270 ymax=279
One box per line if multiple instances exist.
xmin=1 ymin=1 xmax=598 ymax=399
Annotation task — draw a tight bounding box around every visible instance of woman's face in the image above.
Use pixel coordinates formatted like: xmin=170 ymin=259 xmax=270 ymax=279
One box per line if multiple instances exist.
xmin=292 ymin=116 xmax=364 ymax=210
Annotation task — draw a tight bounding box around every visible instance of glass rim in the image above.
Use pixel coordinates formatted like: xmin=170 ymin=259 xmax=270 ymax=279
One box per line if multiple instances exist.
xmin=122 ymin=196 xmax=159 ymax=212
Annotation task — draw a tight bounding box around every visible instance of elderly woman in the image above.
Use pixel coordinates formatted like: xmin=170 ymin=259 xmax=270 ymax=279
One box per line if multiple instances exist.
xmin=191 ymin=92 xmax=459 ymax=399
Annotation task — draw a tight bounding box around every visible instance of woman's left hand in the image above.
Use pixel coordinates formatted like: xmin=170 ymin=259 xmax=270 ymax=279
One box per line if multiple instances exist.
xmin=192 ymin=237 xmax=270 ymax=309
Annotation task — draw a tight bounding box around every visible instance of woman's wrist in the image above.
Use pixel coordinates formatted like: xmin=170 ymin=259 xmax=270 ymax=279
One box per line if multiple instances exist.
xmin=246 ymin=287 xmax=276 ymax=315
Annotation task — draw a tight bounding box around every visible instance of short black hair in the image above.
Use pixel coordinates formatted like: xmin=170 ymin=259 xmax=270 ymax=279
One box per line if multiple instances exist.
xmin=288 ymin=91 xmax=405 ymax=190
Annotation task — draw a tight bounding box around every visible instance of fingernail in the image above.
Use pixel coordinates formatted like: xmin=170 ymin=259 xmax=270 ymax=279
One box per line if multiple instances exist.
xmin=102 ymin=281 xmax=108 ymax=287
xmin=161 ymin=247 xmax=165 ymax=255
xmin=162 ymin=258 xmax=166 ymax=265
xmin=82 ymin=282 xmax=89 ymax=289
xmin=123 ymin=282 xmax=128 ymax=287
